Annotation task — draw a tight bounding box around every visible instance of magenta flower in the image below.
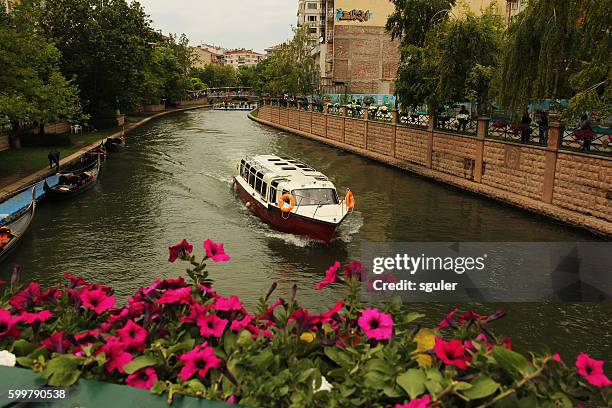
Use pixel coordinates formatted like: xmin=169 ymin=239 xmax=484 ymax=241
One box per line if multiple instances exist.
xmin=180 ymin=302 xmax=210 ymax=324
xmin=576 ymin=353 xmax=612 ymax=388
xmin=126 ymin=367 xmax=158 ymax=390
xmin=358 ymin=308 xmax=393 ymax=340
xmin=214 ymin=295 xmax=243 ymax=312
xmin=288 ymin=308 xmax=319 ymax=333
xmin=434 ymin=338 xmax=471 ymax=371
xmin=196 ymin=314 xmax=228 ymax=338
xmin=178 ymin=343 xmax=223 ymax=381
xmin=319 ymin=300 xmax=345 ymax=327
xmin=148 ymin=277 xmax=187 ymax=291
xmin=9 ymin=282 xmax=42 ymax=310
xmin=438 ymin=308 xmax=458 ymax=331
xmin=157 ymin=287 xmax=192 ymax=305
xmin=0 ymin=309 xmax=21 ymax=338
xmin=315 ymin=262 xmax=341 ymax=290
xmin=204 ymin=239 xmax=230 ymax=262
xmin=63 ymin=274 xmax=88 ymax=289
xmin=80 ymin=287 xmax=116 ymax=314
xmin=20 ymin=310 xmax=52 ymax=324
xmin=168 ymin=239 xmax=193 ymax=263
xmin=98 ymin=336 xmax=133 ymax=373
xmin=396 ymin=395 xmax=431 ymax=408
xmin=230 ymin=315 xmax=253 ymax=332
xmin=117 ymin=320 xmax=148 ymax=352
xmin=41 ymin=331 xmax=72 ymax=354
xmin=343 ymin=261 xmax=365 ymax=281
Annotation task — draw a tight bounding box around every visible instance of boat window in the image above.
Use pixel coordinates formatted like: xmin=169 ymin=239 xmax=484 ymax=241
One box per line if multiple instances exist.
xmin=248 ymin=171 xmax=255 ymax=187
xmin=269 ymin=186 xmax=277 ymax=202
xmin=291 ymin=189 xmax=339 ymax=206
xmin=255 ymin=176 xmax=262 ymax=192
xmin=267 ymin=158 xmax=280 ymax=162
xmin=261 ymin=182 xmax=268 ymax=200
xmin=281 ymin=167 xmax=296 ymax=170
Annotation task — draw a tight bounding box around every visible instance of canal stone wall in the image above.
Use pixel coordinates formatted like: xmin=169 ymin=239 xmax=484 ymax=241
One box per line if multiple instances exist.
xmin=252 ymin=103 xmax=612 ymax=237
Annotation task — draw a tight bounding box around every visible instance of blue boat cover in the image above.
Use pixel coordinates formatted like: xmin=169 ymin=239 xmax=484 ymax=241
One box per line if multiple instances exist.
xmin=0 ymin=175 xmax=60 ymax=223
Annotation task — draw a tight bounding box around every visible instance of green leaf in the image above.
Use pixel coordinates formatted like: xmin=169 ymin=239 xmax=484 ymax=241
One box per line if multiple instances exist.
xmin=123 ymin=355 xmax=158 ymax=375
xmin=249 ymin=349 xmax=274 ymax=370
xmin=167 ymin=339 xmax=195 ymax=356
xmin=324 ymin=347 xmax=352 ymax=367
xmin=363 ymin=370 xmax=388 ymax=389
xmin=492 ymin=346 xmax=534 ymax=376
xmin=365 ymin=358 xmax=393 ymax=375
xmin=12 ymin=339 xmax=36 ymax=356
xmin=16 ymin=357 xmax=34 ymax=368
xmin=403 ymin=312 xmax=426 ymax=324
xmin=396 ymin=369 xmax=426 ymax=399
xmin=42 ymin=355 xmax=83 ymax=387
xmin=424 ymin=379 xmax=443 ymax=396
xmin=462 ymin=375 xmax=500 ymax=399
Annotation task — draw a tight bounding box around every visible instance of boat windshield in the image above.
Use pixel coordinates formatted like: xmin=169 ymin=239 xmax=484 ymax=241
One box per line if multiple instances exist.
xmin=291 ymin=188 xmax=339 ymax=206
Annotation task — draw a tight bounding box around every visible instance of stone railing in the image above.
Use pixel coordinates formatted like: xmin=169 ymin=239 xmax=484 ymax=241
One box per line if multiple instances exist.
xmin=255 ymin=98 xmax=612 ymax=234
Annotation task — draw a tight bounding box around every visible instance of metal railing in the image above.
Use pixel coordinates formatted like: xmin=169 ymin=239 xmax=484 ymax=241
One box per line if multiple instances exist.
xmin=561 ymin=126 xmax=611 ymax=155
xmin=435 ymin=111 xmax=477 ymax=136
xmin=399 ymin=112 xmax=429 ymax=129
xmin=487 ymin=118 xmax=547 ymax=145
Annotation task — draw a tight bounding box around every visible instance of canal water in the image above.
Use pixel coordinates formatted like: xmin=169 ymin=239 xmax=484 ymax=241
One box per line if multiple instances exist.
xmin=2 ymin=109 xmax=610 ymax=359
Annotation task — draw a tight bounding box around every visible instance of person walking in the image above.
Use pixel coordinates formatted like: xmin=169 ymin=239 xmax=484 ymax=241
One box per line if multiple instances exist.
xmin=457 ymin=105 xmax=470 ymax=132
xmin=520 ymin=111 xmax=532 ymax=144
xmin=48 ymin=150 xmax=60 ymax=173
xmin=536 ymin=110 xmax=549 ymax=145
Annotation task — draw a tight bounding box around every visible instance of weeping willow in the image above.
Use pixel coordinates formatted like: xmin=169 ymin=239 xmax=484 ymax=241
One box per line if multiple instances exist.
xmin=499 ymin=0 xmax=611 ymax=116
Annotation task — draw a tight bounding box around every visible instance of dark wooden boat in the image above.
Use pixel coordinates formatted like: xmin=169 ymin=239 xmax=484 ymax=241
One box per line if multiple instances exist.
xmin=43 ymin=157 xmax=101 ymax=200
xmin=104 ymin=136 xmax=126 ymax=152
xmin=0 ymin=190 xmax=36 ymax=264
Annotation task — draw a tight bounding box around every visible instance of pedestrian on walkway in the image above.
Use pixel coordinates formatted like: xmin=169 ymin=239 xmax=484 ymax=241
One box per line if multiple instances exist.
xmin=48 ymin=151 xmax=60 ymax=172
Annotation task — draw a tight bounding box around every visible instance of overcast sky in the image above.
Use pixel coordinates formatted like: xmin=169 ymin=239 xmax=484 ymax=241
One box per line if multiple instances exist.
xmin=137 ymin=0 xmax=297 ymax=53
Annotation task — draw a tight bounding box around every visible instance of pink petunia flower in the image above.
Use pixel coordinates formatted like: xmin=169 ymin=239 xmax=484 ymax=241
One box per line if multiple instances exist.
xmin=358 ymin=308 xmax=393 ymax=340
xmin=19 ymin=310 xmax=52 ymax=325
xmin=434 ymin=338 xmax=471 ymax=371
xmin=396 ymin=394 xmax=431 ymax=408
xmin=230 ymin=315 xmax=253 ymax=332
xmin=204 ymin=239 xmax=231 ymax=262
xmin=80 ymin=287 xmax=116 ymax=314
xmin=41 ymin=331 xmax=72 ymax=354
xmin=97 ymin=336 xmax=133 ymax=373
xmin=9 ymin=282 xmax=42 ymax=310
xmin=168 ymin=239 xmax=193 ymax=263
xmin=246 ymin=324 xmax=273 ymax=340
xmin=117 ymin=320 xmax=148 ymax=352
xmin=343 ymin=261 xmax=365 ymax=281
xmin=576 ymin=353 xmax=612 ymax=388
xmin=126 ymin=367 xmax=158 ymax=390
xmin=178 ymin=343 xmax=223 ymax=381
xmin=214 ymin=295 xmax=243 ymax=312
xmin=552 ymin=353 xmax=563 ymax=363
xmin=315 ymin=262 xmax=341 ymax=290
xmin=196 ymin=314 xmax=228 ymax=338
xmin=0 ymin=309 xmax=21 ymax=338
xmin=288 ymin=308 xmax=319 ymax=333
xmin=438 ymin=308 xmax=458 ymax=331
xmin=319 ymin=300 xmax=345 ymax=326
xmin=157 ymin=287 xmax=192 ymax=305
xmin=63 ymin=274 xmax=88 ymax=289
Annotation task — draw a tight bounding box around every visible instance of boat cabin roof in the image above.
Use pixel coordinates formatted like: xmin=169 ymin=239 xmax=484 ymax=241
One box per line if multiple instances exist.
xmin=240 ymin=155 xmax=337 ymax=191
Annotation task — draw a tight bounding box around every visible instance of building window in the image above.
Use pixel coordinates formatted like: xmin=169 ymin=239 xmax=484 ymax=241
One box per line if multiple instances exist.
xmin=309 ymin=27 xmax=317 ymax=34
xmin=307 ymin=2 xmax=317 ymax=9
xmin=308 ymin=15 xmax=317 ymax=22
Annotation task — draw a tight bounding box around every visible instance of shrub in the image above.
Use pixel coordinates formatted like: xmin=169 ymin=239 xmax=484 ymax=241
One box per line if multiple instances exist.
xmin=0 ymin=240 xmax=609 ymax=407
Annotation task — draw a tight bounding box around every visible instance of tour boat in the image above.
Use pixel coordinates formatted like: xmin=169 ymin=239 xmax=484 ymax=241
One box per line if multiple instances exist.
xmin=104 ymin=136 xmax=126 ymax=152
xmin=233 ymin=155 xmax=355 ymax=243
xmin=0 ymin=190 xmax=36 ymax=264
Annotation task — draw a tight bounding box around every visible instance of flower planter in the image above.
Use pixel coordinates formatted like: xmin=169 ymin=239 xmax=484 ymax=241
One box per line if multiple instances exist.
xmin=0 ymin=366 xmax=232 ymax=407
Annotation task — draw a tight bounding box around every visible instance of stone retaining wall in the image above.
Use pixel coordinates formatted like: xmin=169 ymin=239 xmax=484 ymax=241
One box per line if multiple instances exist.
xmin=253 ymin=104 xmax=612 ymax=237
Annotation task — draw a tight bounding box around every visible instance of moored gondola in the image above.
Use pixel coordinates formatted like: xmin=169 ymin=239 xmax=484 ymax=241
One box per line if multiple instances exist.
xmin=43 ymin=156 xmax=101 ymax=200
xmin=104 ymin=135 xmax=126 ymax=152
xmin=0 ymin=190 xmax=36 ymax=264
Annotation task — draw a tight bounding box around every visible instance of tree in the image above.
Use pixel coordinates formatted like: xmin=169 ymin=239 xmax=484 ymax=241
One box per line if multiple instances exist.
xmin=192 ymin=64 xmax=238 ymax=88
xmin=34 ymin=0 xmax=159 ymax=114
xmin=386 ymin=0 xmax=456 ymax=47
xmin=0 ymin=9 xmax=83 ymax=132
xmin=394 ymin=4 xmax=504 ymax=112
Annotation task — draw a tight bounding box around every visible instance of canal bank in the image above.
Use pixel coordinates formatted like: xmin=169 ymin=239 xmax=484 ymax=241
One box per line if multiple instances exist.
xmin=249 ymin=106 xmax=612 ymax=238
xmin=0 ymin=104 xmax=212 ymax=203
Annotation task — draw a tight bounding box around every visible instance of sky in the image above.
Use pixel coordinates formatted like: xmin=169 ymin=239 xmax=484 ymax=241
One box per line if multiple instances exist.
xmin=136 ymin=0 xmax=297 ymax=53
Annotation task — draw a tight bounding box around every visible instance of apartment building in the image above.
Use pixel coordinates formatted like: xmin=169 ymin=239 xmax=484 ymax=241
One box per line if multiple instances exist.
xmin=224 ymin=49 xmax=265 ymax=69
xmin=297 ymin=0 xmax=327 ymax=46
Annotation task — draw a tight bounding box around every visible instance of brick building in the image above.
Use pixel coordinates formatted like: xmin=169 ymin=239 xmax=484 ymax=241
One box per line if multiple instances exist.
xmin=314 ymin=0 xmax=400 ymax=104
xmin=191 ymin=45 xmax=226 ymax=68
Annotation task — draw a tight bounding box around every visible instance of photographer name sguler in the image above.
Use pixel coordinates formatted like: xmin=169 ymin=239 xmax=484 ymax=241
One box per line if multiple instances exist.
xmin=371 ymin=279 xmax=458 ymax=292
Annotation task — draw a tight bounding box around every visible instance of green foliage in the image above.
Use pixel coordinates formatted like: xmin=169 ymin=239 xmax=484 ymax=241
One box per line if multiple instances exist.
xmin=386 ymin=0 xmax=456 ymax=47
xmin=192 ymin=64 xmax=238 ymax=88
xmin=0 ymin=11 xmax=83 ymax=129
xmin=395 ymin=3 xmax=503 ymax=111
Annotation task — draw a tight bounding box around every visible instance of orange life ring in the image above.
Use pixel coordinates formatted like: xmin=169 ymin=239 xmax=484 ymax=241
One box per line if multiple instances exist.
xmin=278 ymin=193 xmax=295 ymax=213
xmin=346 ymin=191 xmax=355 ymax=210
